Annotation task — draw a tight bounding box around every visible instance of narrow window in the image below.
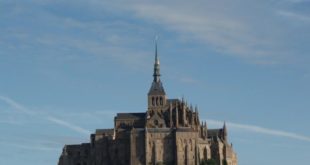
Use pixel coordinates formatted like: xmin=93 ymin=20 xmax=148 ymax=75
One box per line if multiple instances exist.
xmin=156 ymin=97 xmax=159 ymax=106
xmin=152 ymin=97 xmax=155 ymax=106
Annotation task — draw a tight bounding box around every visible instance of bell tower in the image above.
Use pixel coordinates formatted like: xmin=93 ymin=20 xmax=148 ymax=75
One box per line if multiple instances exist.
xmin=147 ymin=39 xmax=167 ymax=109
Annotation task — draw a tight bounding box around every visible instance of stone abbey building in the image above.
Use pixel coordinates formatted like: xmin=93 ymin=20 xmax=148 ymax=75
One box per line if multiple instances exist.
xmin=58 ymin=44 xmax=238 ymax=165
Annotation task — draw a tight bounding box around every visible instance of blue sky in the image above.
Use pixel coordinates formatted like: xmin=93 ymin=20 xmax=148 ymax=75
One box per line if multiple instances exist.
xmin=1 ymin=0 xmax=310 ymax=164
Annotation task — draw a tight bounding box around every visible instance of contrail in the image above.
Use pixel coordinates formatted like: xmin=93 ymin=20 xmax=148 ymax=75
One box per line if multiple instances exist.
xmin=0 ymin=96 xmax=35 ymax=115
xmin=2 ymin=95 xmax=309 ymax=142
xmin=47 ymin=116 xmax=91 ymax=135
xmin=206 ymin=119 xmax=310 ymax=142
xmin=0 ymin=95 xmax=91 ymax=135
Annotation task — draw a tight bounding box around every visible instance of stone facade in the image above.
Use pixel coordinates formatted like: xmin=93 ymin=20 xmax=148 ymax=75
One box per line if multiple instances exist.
xmin=58 ymin=44 xmax=238 ymax=165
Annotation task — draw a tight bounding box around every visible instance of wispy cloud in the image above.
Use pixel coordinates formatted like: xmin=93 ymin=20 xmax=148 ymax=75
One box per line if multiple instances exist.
xmin=0 ymin=141 xmax=59 ymax=152
xmin=0 ymin=1 xmax=153 ymax=69
xmin=47 ymin=116 xmax=91 ymax=135
xmin=206 ymin=119 xmax=310 ymax=142
xmin=0 ymin=95 xmax=91 ymax=135
xmin=89 ymin=0 xmax=309 ymax=65
xmin=3 ymin=0 xmax=309 ymax=66
xmin=277 ymin=10 xmax=310 ymax=22
xmin=0 ymin=96 xmax=35 ymax=115
xmin=0 ymin=118 xmax=23 ymax=125
xmin=179 ymin=77 xmax=199 ymax=84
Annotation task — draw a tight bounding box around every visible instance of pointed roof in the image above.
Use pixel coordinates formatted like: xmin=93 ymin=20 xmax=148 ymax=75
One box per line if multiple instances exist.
xmin=153 ymin=39 xmax=160 ymax=82
xmin=148 ymin=39 xmax=165 ymax=95
xmin=223 ymin=121 xmax=228 ymax=139
xmin=223 ymin=122 xmax=227 ymax=132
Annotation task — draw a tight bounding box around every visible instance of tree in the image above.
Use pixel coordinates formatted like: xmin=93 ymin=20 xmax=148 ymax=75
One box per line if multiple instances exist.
xmin=200 ymin=159 xmax=207 ymax=165
xmin=206 ymin=159 xmax=217 ymax=165
xmin=200 ymin=159 xmax=217 ymax=165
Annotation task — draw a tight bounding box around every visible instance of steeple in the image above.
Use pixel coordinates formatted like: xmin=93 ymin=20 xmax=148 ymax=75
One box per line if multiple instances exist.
xmin=148 ymin=38 xmax=166 ymax=108
xmin=153 ymin=39 xmax=160 ymax=82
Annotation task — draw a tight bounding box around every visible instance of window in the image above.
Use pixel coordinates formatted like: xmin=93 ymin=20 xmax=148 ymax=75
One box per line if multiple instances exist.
xmin=156 ymin=97 xmax=159 ymax=106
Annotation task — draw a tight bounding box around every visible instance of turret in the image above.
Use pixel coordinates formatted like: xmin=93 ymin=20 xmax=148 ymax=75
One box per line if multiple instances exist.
xmin=223 ymin=122 xmax=228 ymax=142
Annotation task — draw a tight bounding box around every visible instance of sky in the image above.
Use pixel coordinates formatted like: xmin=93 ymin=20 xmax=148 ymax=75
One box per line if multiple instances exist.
xmin=0 ymin=0 xmax=310 ymax=164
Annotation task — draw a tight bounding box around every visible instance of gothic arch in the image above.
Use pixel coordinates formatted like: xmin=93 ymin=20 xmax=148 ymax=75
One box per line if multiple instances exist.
xmin=152 ymin=97 xmax=155 ymax=106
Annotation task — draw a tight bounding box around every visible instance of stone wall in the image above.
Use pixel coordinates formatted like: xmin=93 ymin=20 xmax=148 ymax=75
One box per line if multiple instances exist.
xmin=145 ymin=129 xmax=175 ymax=165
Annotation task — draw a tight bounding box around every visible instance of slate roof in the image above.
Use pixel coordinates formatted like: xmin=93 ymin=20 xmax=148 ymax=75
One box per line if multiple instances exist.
xmin=116 ymin=113 xmax=146 ymax=120
xmin=167 ymin=99 xmax=179 ymax=104
xmin=148 ymin=81 xmax=166 ymax=95
xmin=96 ymin=129 xmax=114 ymax=134
xmin=208 ymin=129 xmax=223 ymax=137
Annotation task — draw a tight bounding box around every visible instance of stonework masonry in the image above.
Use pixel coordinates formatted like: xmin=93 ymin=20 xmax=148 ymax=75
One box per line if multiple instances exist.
xmin=58 ymin=44 xmax=238 ymax=165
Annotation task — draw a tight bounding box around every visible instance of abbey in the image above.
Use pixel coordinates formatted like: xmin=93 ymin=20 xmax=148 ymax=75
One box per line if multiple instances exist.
xmin=58 ymin=43 xmax=238 ymax=165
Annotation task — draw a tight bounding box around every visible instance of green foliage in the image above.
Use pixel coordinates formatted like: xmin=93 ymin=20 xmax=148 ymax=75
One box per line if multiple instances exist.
xmin=200 ymin=159 xmax=217 ymax=165
xmin=200 ymin=159 xmax=208 ymax=165
xmin=222 ymin=159 xmax=228 ymax=165
xmin=206 ymin=159 xmax=217 ymax=165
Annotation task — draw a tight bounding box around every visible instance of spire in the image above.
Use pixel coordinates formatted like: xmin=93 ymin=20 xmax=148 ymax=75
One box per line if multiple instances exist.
xmin=153 ymin=38 xmax=160 ymax=82
xmin=148 ymin=37 xmax=165 ymax=96
xmin=155 ymin=38 xmax=159 ymax=63
xmin=223 ymin=121 xmax=228 ymax=141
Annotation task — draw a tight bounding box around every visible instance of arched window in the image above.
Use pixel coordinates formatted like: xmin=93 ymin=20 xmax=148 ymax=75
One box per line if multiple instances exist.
xmin=204 ymin=147 xmax=208 ymax=160
xmin=152 ymin=97 xmax=155 ymax=106
xmin=156 ymin=97 xmax=159 ymax=106
xmin=160 ymin=97 xmax=163 ymax=105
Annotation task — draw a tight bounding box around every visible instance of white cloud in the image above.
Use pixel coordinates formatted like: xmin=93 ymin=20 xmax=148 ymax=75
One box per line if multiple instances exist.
xmin=2 ymin=95 xmax=310 ymax=144
xmin=4 ymin=0 xmax=308 ymax=66
xmin=0 ymin=141 xmax=59 ymax=152
xmin=0 ymin=95 xmax=91 ymax=135
xmin=0 ymin=1 xmax=154 ymax=70
xmin=0 ymin=118 xmax=23 ymax=125
xmin=0 ymin=96 xmax=35 ymax=115
xmin=90 ymin=0 xmax=308 ymax=65
xmin=47 ymin=116 xmax=91 ymax=135
xmin=179 ymin=77 xmax=199 ymax=84
xmin=286 ymin=0 xmax=310 ymax=3
xmin=206 ymin=119 xmax=310 ymax=142
xmin=277 ymin=10 xmax=310 ymax=22
xmin=2 ymin=0 xmax=310 ymax=68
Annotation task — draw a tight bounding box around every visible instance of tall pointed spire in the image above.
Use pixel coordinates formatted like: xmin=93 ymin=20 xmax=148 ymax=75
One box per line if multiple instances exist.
xmin=148 ymin=37 xmax=166 ymax=107
xmin=153 ymin=37 xmax=160 ymax=82
xmin=155 ymin=38 xmax=158 ymax=63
